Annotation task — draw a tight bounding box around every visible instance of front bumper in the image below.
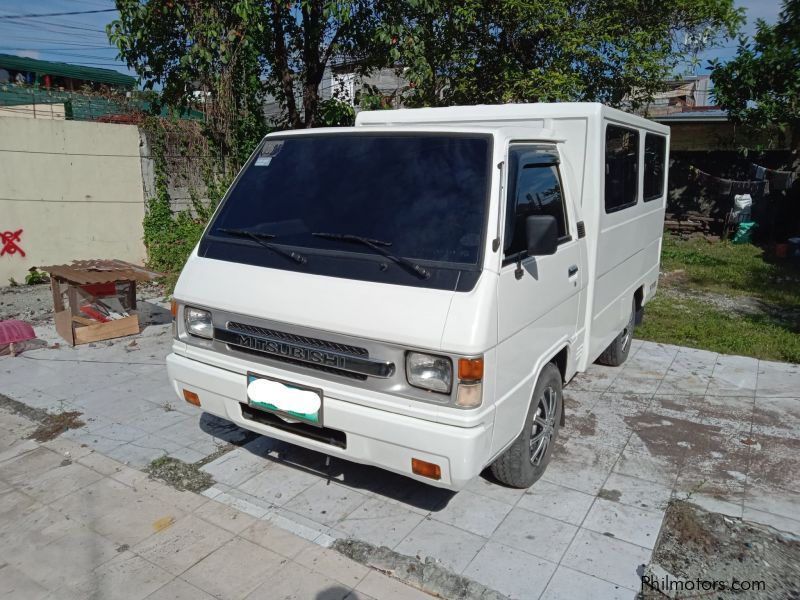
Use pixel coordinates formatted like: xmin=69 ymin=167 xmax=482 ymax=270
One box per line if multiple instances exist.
xmin=166 ymin=352 xmax=493 ymax=489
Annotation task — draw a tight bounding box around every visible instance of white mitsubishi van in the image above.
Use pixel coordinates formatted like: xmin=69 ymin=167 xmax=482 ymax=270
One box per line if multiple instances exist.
xmin=167 ymin=103 xmax=669 ymax=489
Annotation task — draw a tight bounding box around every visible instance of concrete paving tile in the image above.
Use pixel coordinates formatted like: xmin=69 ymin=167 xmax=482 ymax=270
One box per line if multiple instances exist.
xmin=154 ymin=418 xmax=212 ymax=449
xmin=239 ymin=463 xmax=326 ymax=507
xmin=40 ymin=435 xmax=94 ymax=460
xmin=430 ymin=489 xmax=513 ymax=538
xmin=541 ymin=565 xmax=632 ymax=600
xmin=0 ymin=446 xmax=63 ymax=484
xmin=182 ymin=537 xmax=286 ymax=600
xmin=394 ymin=518 xmax=486 ymax=574
xmin=0 ymin=564 xmax=50 ymax=600
xmin=747 ymin=430 xmax=800 ymax=491
xmin=744 ymin=483 xmax=800 ymax=523
xmin=213 ymin=489 xmax=272 ymax=518
xmin=240 ymin=517 xmax=318 ymax=559
xmin=283 ymin=479 xmax=369 ymax=527
xmin=10 ymin=528 xmax=120 ymax=591
xmin=742 ymin=506 xmax=800 ymax=536
xmin=166 ymin=446 xmax=208 ymax=464
xmin=752 ymin=397 xmax=800 ymax=440
xmin=490 ymin=506 xmax=578 ymax=562
xmin=201 ymin=447 xmax=271 ymax=487
xmin=463 ymin=541 xmax=558 ymax=600
xmin=680 ymin=493 xmax=743 ymax=519
xmin=294 ymin=544 xmax=369 ymax=588
xmin=54 ymin=476 xmax=143 ymax=525
xmin=706 ymin=354 xmax=758 ymax=396
xmin=607 ymin=371 xmax=663 ymax=395
xmin=144 ymin=578 xmax=216 ymax=600
xmin=64 ymin=551 xmax=175 ymax=600
xmin=464 ymin=474 xmax=528 ymax=505
xmin=0 ymin=503 xmax=78 ymax=554
xmin=132 ymin=514 xmax=235 ymax=576
xmin=568 ymin=364 xmax=620 ymax=392
xmin=516 ymin=480 xmax=596 ymax=526
xmin=266 ymin=507 xmax=331 ymax=542
xmin=755 ymin=360 xmax=800 ymax=397
xmin=699 ymin=395 xmax=755 ymax=430
xmin=648 ymin=394 xmax=706 ymax=423
xmin=244 ymin=560 xmax=350 ymax=600
xmin=543 ymin=439 xmax=621 ymax=495
xmin=616 ymin=436 xmax=682 ymax=486
xmin=561 ymin=528 xmax=651 ymax=592
xmin=332 ymin=496 xmax=425 ymax=548
xmin=355 ymin=570 xmax=431 ymax=600
xmin=193 ymin=497 xmax=258 ymax=534
xmin=599 ymin=472 xmax=672 ymax=512
xmin=127 ymin=407 xmax=194 ymax=435
xmin=582 ymin=498 xmax=663 ymax=549
xmin=18 ymin=459 xmax=104 ymax=504
xmin=0 ymin=437 xmax=38 ymax=464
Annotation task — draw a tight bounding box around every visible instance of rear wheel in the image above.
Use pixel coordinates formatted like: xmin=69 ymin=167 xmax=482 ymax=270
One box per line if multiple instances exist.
xmin=596 ymin=299 xmax=636 ymax=367
xmin=491 ymin=363 xmax=563 ymax=489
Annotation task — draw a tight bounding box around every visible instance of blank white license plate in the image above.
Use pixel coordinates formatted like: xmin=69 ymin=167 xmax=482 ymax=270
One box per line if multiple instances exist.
xmin=246 ymin=372 xmax=323 ymax=427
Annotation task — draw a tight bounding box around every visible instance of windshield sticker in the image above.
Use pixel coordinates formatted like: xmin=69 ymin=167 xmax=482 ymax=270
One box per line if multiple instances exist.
xmin=254 ymin=140 xmax=284 ymax=166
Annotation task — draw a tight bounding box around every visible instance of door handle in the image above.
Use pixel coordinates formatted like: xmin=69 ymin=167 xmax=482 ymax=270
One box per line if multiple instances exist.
xmin=568 ymin=265 xmax=579 ymax=277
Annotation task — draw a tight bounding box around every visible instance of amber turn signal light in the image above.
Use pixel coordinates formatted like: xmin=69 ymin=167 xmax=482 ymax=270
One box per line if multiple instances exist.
xmin=183 ymin=389 xmax=201 ymax=406
xmin=170 ymin=300 xmax=177 ymax=318
xmin=458 ymin=357 xmax=484 ymax=381
xmin=411 ymin=458 xmax=441 ymax=480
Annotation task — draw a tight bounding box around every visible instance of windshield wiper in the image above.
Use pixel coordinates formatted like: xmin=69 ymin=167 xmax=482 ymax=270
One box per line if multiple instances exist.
xmin=217 ymin=228 xmax=307 ymax=264
xmin=312 ymin=232 xmax=430 ymax=279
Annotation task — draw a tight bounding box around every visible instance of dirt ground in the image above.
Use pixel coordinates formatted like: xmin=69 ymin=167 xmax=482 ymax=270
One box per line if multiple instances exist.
xmin=641 ymin=500 xmax=800 ymax=600
xmin=0 ymin=282 xmax=54 ymax=324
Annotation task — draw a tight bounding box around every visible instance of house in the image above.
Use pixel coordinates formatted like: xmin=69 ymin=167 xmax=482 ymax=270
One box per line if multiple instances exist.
xmin=0 ymin=53 xmax=135 ymax=120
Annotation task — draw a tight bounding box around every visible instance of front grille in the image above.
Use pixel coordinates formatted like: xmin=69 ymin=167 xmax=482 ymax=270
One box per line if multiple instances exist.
xmin=227 ymin=322 xmax=368 ymax=357
xmin=240 ymin=403 xmax=347 ymax=448
xmin=232 ymin=345 xmax=366 ymax=380
xmin=224 ymin=321 xmax=369 ymax=380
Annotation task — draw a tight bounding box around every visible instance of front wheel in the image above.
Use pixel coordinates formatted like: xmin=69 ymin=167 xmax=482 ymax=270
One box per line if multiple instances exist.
xmin=491 ymin=363 xmax=563 ymax=489
xmin=596 ymin=299 xmax=636 ymax=367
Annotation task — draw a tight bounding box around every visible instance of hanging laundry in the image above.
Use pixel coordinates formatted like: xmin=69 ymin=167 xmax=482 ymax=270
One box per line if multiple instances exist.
xmin=691 ymin=166 xmax=768 ymax=195
xmin=749 ymin=163 xmax=797 ymax=191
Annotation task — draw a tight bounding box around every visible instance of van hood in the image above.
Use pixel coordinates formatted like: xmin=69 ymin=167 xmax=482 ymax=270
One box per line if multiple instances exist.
xmin=174 ymin=256 xmax=456 ymax=350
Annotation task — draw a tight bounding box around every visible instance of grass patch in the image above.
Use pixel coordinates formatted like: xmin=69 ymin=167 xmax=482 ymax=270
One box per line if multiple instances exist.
xmin=637 ymin=294 xmax=800 ymax=363
xmin=660 ymin=235 xmax=800 ymax=306
xmin=640 ymin=234 xmax=800 ymax=363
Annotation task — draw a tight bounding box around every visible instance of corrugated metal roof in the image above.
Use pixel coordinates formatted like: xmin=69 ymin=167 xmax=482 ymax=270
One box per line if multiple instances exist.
xmin=0 ymin=53 xmax=135 ymax=89
xmin=40 ymin=260 xmax=162 ymax=285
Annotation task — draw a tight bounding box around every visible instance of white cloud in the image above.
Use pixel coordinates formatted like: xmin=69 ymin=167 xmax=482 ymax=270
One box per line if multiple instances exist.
xmin=15 ymin=50 xmax=40 ymax=59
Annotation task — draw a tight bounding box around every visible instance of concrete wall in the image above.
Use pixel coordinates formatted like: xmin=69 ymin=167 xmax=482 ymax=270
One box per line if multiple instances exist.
xmin=0 ymin=116 xmax=146 ymax=284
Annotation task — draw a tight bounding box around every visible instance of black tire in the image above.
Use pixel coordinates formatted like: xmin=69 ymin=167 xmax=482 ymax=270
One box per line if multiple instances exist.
xmin=491 ymin=363 xmax=563 ymax=489
xmin=596 ymin=299 xmax=636 ymax=367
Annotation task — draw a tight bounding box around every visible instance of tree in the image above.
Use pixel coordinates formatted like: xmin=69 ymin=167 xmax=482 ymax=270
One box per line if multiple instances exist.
xmin=711 ymin=0 xmax=800 ymax=162
xmin=108 ymin=0 xmax=388 ymax=146
xmin=380 ymin=0 xmax=743 ymax=109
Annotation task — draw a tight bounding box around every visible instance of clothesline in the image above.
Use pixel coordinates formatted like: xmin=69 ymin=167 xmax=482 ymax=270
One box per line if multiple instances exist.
xmin=749 ymin=163 xmax=796 ymax=191
xmin=689 ymin=166 xmax=769 ymax=195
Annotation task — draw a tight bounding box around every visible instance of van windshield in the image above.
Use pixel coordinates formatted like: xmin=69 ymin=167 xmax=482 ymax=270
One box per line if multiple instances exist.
xmin=206 ymin=133 xmax=491 ymax=268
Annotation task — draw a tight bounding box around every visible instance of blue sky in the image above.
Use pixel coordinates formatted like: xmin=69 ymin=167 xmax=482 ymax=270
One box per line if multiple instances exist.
xmin=0 ymin=0 xmax=785 ymax=82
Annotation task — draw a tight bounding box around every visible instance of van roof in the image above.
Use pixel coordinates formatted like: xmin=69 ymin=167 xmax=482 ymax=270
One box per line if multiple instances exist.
xmin=265 ymin=124 xmax=566 ymax=142
xmin=355 ymin=102 xmax=669 ymax=134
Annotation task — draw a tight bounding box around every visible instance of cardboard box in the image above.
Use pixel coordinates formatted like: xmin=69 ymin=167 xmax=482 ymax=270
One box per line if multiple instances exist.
xmin=54 ymin=310 xmax=140 ymax=346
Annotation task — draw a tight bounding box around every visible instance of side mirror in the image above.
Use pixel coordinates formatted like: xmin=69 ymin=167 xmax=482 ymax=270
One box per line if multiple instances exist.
xmin=525 ymin=215 xmax=558 ymax=256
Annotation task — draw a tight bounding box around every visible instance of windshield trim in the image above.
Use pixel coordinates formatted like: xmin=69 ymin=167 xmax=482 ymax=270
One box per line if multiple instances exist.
xmin=200 ymin=131 xmax=495 ymax=290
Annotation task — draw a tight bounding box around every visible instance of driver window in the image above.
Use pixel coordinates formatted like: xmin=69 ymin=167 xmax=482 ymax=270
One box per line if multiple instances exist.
xmin=504 ymin=145 xmax=570 ymax=260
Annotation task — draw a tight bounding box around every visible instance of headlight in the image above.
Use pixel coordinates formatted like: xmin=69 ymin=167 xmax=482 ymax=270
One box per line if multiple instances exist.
xmin=185 ymin=307 xmax=213 ymax=339
xmin=406 ymin=352 xmax=452 ymax=393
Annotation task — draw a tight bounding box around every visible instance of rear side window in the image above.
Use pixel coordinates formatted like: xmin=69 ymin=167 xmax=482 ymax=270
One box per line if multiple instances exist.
xmin=605 ymin=125 xmax=639 ymax=213
xmin=643 ymin=133 xmax=667 ymax=202
xmin=504 ymin=145 xmax=569 ymax=258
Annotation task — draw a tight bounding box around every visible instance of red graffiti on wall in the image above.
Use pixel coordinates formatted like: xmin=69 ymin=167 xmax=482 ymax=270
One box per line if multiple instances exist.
xmin=1 ymin=229 xmax=25 ymax=257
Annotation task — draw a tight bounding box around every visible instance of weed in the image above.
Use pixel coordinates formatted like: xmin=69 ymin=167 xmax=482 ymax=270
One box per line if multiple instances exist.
xmin=146 ymin=456 xmax=214 ymax=492
xmin=24 ymin=268 xmax=48 ymax=285
xmin=8 ymin=277 xmax=18 ymax=287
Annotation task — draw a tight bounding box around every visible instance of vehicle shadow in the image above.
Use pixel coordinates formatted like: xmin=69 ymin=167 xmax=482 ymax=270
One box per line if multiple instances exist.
xmin=137 ymin=300 xmax=173 ymax=327
xmin=198 ymin=412 xmax=456 ymax=512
